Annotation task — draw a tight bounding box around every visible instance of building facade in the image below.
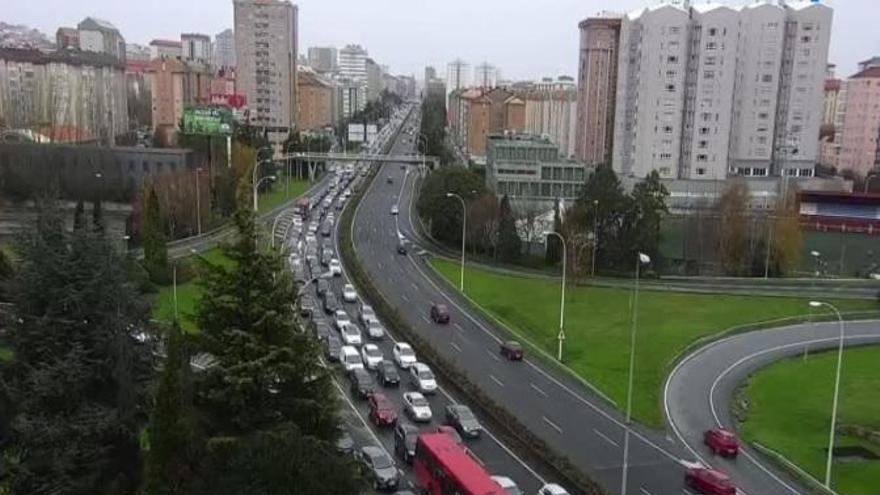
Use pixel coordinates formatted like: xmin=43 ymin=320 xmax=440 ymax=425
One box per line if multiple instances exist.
xmin=182 ymin=33 xmax=212 ymax=64
xmin=838 ymin=60 xmax=880 ymax=175
xmin=297 ymin=68 xmax=333 ymax=130
xmin=307 ymin=46 xmax=337 ymax=73
xmin=234 ymin=0 xmax=298 ymax=145
xmin=56 ymin=27 xmax=79 ymax=49
xmin=147 ymin=58 xmax=212 ymax=134
xmin=446 ymin=59 xmax=470 ymax=102
xmin=486 ymin=133 xmax=588 ymax=202
xmin=213 ymin=29 xmax=236 ymax=68
xmin=365 ymin=57 xmax=383 ymax=101
xmin=612 ymin=1 xmax=832 ymax=181
xmin=77 ymin=17 xmax=125 ymax=62
xmin=474 ymin=62 xmax=498 ymax=88
xmin=150 ymin=39 xmax=183 ymax=60
xmin=576 ymin=16 xmax=621 ymax=166
xmin=522 ymin=86 xmax=578 ymax=159
xmin=338 ymin=44 xmax=367 ymax=80
xmin=448 ymin=87 xmax=525 ymax=159
xmin=0 ymin=48 xmax=128 ymax=144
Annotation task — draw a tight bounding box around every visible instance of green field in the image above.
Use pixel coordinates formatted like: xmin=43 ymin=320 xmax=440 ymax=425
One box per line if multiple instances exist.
xmin=739 ymin=346 xmax=880 ymax=495
xmin=257 ymin=176 xmax=310 ymax=214
xmin=430 ymin=258 xmax=875 ymax=426
xmin=152 ymin=248 xmax=229 ymax=333
xmin=0 ymin=346 xmax=11 ymax=362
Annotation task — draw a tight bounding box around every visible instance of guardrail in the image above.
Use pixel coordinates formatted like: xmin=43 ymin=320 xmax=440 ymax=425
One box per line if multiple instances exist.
xmin=337 ymin=110 xmax=607 ymax=495
xmin=750 ymin=442 xmax=839 ymax=495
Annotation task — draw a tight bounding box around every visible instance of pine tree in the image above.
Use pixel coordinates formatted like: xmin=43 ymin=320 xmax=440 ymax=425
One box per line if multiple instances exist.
xmin=192 ymin=205 xmax=360 ymax=492
xmin=93 ymin=197 xmax=105 ymax=233
xmin=145 ymin=322 xmax=200 ymax=495
xmin=2 ymin=197 xmax=152 ymax=495
xmin=142 ymin=188 xmax=170 ymax=285
xmin=73 ymin=199 xmax=86 ymax=231
xmin=497 ymin=195 xmax=520 ymax=262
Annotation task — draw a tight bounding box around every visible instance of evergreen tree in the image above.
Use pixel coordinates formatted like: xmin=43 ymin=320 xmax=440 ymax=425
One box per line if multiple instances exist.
xmin=1 ymin=197 xmax=152 ymax=495
xmin=142 ymin=188 xmax=170 ymax=285
xmin=545 ymin=200 xmax=563 ymax=265
xmin=570 ymin=165 xmax=630 ymax=270
xmin=145 ymin=322 xmax=200 ymax=495
xmin=73 ymin=199 xmax=86 ymax=231
xmin=497 ymin=195 xmax=520 ymax=262
xmin=622 ymin=170 xmax=669 ymax=268
xmin=92 ymin=197 xmax=105 ymax=233
xmin=192 ymin=205 xmax=359 ymax=492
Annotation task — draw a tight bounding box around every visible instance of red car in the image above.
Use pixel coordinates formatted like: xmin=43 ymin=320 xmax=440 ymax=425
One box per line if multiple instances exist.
xmin=685 ymin=467 xmax=736 ymax=495
xmin=430 ymin=303 xmax=450 ymax=324
xmin=704 ymin=428 xmax=739 ymax=457
xmin=500 ymin=340 xmax=524 ymax=361
xmin=368 ymin=393 xmax=398 ymax=427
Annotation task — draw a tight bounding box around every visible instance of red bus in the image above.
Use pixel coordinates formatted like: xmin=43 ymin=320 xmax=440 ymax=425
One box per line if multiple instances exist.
xmin=413 ymin=433 xmax=503 ymax=495
xmin=295 ymin=197 xmax=311 ymax=220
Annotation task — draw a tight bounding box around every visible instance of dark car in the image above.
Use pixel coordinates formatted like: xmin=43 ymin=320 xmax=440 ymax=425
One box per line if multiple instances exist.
xmin=393 ymin=422 xmax=419 ymax=463
xmin=356 ymin=446 xmax=399 ymax=491
xmin=704 ymin=428 xmax=739 ymax=457
xmin=349 ymin=368 xmax=377 ymax=399
xmin=299 ymin=294 xmax=316 ymax=317
xmin=368 ymin=393 xmax=398 ymax=427
xmin=445 ymin=404 xmax=482 ymax=439
xmin=317 ymin=279 xmax=330 ymax=298
xmin=321 ymin=223 xmax=332 ymax=237
xmin=323 ymin=292 xmax=340 ymax=314
xmin=396 ymin=241 xmax=407 ymax=255
xmin=500 ymin=340 xmax=524 ymax=361
xmin=377 ymin=360 xmax=400 ymax=387
xmin=336 ymin=427 xmax=355 ymax=455
xmin=324 ymin=334 xmax=342 ymax=362
xmin=430 ymin=303 xmax=450 ymax=324
xmin=312 ymin=321 xmax=332 ymax=342
xmin=387 ymin=176 xmax=394 ymax=184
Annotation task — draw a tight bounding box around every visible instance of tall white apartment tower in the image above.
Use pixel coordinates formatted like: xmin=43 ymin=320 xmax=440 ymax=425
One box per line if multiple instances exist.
xmin=446 ymin=59 xmax=471 ymax=100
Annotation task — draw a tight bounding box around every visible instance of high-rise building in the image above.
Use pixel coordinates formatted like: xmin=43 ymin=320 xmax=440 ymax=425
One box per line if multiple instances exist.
xmin=522 ymin=85 xmax=578 ymax=159
xmin=424 ymin=66 xmax=436 ymax=84
xmin=147 ymin=58 xmax=212 ymax=133
xmin=474 ymin=62 xmax=498 ymax=89
xmin=234 ymin=0 xmax=298 ymax=145
xmin=838 ymin=58 xmax=880 ymax=175
xmin=213 ymin=29 xmax=236 ymax=68
xmin=446 ymin=59 xmax=470 ymax=102
xmin=336 ymin=77 xmax=366 ymax=121
xmin=307 ymin=46 xmax=337 ymax=73
xmin=612 ymin=1 xmax=832 ymax=180
xmin=297 ymin=67 xmax=333 ymax=130
xmin=182 ymin=33 xmax=212 ymax=64
xmin=576 ymin=15 xmax=620 ymax=166
xmin=77 ymin=17 xmax=125 ymax=62
xmin=365 ymin=57 xmax=384 ymax=102
xmin=338 ymin=44 xmax=368 ymax=80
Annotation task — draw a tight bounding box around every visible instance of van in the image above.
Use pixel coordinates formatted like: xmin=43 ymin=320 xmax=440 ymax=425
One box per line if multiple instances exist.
xmin=340 ymin=346 xmax=364 ymax=373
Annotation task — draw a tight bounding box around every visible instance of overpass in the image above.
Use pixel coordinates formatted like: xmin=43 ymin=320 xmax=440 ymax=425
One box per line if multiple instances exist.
xmin=282 ymin=152 xmax=439 ymax=169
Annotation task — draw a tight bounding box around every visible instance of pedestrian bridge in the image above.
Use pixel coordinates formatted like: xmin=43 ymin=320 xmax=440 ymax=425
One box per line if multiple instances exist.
xmin=282 ymin=152 xmax=438 ymax=169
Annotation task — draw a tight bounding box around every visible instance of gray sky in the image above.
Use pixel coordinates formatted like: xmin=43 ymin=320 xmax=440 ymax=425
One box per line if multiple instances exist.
xmin=5 ymin=0 xmax=877 ymax=80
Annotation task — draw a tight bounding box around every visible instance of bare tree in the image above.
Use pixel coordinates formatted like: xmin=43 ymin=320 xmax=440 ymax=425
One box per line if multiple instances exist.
xmin=513 ymin=200 xmax=548 ymax=246
xmin=467 ymin=193 xmax=500 ymax=257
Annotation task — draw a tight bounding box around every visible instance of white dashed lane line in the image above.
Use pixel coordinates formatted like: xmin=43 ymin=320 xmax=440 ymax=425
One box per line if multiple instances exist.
xmin=530 ymin=383 xmax=549 ymax=398
xmin=542 ymin=416 xmax=563 ymax=434
xmin=489 ymin=374 xmax=504 ymax=387
xmin=593 ymin=428 xmax=620 ymax=448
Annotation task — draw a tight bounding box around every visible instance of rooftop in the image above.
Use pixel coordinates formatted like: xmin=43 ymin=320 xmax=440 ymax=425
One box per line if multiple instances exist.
xmin=0 ymin=47 xmax=125 ymax=69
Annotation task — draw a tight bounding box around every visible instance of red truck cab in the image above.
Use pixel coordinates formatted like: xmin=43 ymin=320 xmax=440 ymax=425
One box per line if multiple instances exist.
xmin=704 ymin=428 xmax=739 ymax=457
xmin=685 ymin=467 xmax=736 ymax=495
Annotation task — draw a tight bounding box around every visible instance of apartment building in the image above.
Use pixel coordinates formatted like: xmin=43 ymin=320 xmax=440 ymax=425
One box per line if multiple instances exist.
xmin=234 ymin=0 xmax=298 ymax=146
xmin=448 ymin=87 xmax=525 ymax=159
xmin=147 ymin=57 xmax=212 ymax=132
xmin=338 ymin=44 xmax=367 ymax=80
xmin=308 ymin=46 xmax=337 ymax=73
xmin=150 ymin=39 xmax=182 ymax=60
xmin=182 ymin=33 xmax=212 ymax=64
xmin=576 ymin=16 xmax=621 ymax=166
xmin=446 ymin=59 xmax=471 ymax=102
xmin=838 ymin=58 xmax=880 ymax=175
xmin=77 ymin=17 xmax=126 ymax=62
xmin=297 ymin=68 xmax=333 ymax=130
xmin=365 ymin=57 xmax=383 ymax=101
xmin=611 ymin=1 xmax=832 ymax=181
xmin=521 ymin=86 xmax=578 ymax=159
xmin=214 ymin=29 xmax=236 ymax=68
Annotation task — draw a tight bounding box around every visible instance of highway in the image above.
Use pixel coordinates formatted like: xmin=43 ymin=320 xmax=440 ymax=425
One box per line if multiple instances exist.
xmin=665 ymin=319 xmax=880 ymax=495
xmin=351 ymin=110 xmax=696 ymax=494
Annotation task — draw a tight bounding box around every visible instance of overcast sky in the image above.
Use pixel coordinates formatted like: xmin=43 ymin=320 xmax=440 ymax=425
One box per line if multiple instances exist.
xmin=5 ymin=0 xmax=877 ymax=80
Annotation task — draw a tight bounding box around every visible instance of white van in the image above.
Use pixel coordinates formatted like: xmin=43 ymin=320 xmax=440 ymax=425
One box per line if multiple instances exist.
xmin=340 ymin=346 xmax=364 ymax=373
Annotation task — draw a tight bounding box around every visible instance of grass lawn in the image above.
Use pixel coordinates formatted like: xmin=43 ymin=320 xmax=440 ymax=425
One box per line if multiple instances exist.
xmin=738 ymin=346 xmax=880 ymax=495
xmin=151 ymin=248 xmax=230 ymax=333
xmin=430 ymin=258 xmax=875 ymax=426
xmin=0 ymin=346 xmax=11 ymax=362
xmin=257 ymin=175 xmax=310 ymax=215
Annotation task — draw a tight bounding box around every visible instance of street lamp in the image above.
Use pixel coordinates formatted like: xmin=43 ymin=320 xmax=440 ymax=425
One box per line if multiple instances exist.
xmin=194 ymin=167 xmax=203 ymax=236
xmin=808 ymin=300 xmax=845 ymax=489
xmin=252 ymin=146 xmax=274 ymax=211
xmin=863 ymin=173 xmax=879 ymax=193
xmin=544 ymin=231 xmax=567 ymax=362
xmin=811 ymin=250 xmax=822 ymax=278
xmin=446 ymin=192 xmax=468 ymax=292
xmin=620 ymin=252 xmax=651 ymax=495
xmin=253 ymin=175 xmax=277 ymax=212
xmin=591 ymin=199 xmax=599 ymax=277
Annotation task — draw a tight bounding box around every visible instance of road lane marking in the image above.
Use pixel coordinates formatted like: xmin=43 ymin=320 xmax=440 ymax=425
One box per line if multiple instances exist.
xmin=410 ymin=282 xmax=419 ymax=291
xmin=640 ymin=488 xmax=653 ymax=495
xmin=453 ymin=322 xmax=464 ymax=333
xmin=489 ymin=374 xmax=504 ymax=387
xmin=542 ymin=416 xmax=563 ymax=434
xmin=486 ymin=349 xmax=501 ymax=362
xmin=450 ymin=342 xmax=462 ymax=353
xmin=593 ymin=428 xmax=620 ymax=448
xmin=420 ymin=315 xmax=431 ymax=325
xmin=401 ymin=294 xmax=409 ymax=302
xmin=530 ymin=382 xmax=549 ymax=398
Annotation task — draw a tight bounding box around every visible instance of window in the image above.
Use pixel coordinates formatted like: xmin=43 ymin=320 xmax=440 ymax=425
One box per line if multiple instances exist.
xmin=761 ymin=74 xmax=773 ymax=83
xmin=696 ymin=154 xmax=708 ymax=162
xmin=668 ymin=55 xmax=679 ymax=63
xmin=659 ymin=153 xmax=672 ymax=160
xmin=801 ymin=36 xmax=811 ymax=43
xmin=659 ymin=167 xmax=672 ymax=175
xmin=666 ymin=70 xmax=677 ymax=78
xmin=665 ymin=83 xmax=676 ymax=92
xmin=699 ymin=127 xmax=710 ymax=136
xmin=663 ymin=125 xmax=674 ymax=134
xmin=701 ymin=112 xmax=712 ymax=121
xmin=698 ymin=140 xmax=708 ymax=148
xmin=705 ymin=56 xmax=717 ymax=66
xmin=696 ymin=167 xmax=707 ymax=175
xmin=708 ymin=28 xmax=717 ymax=36
xmin=669 ymin=26 xmax=680 ymax=34
xmin=758 ymin=112 xmax=769 ymax=120
xmin=703 ymin=70 xmax=715 ymax=79
xmin=706 ymin=41 xmax=717 ymax=50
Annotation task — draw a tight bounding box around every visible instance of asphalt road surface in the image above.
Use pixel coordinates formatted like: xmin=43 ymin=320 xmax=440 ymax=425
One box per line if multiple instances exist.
xmin=352 ymin=113 xmax=699 ymax=495
xmin=665 ymin=319 xmax=880 ymax=495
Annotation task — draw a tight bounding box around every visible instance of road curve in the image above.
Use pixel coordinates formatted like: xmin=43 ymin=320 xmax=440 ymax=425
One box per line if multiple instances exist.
xmin=664 ymin=319 xmax=880 ymax=495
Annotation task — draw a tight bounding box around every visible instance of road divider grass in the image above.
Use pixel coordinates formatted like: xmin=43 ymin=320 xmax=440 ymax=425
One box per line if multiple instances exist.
xmin=429 ymin=258 xmax=876 ymax=427
xmin=151 ymin=247 xmax=229 ymax=333
xmin=737 ymin=346 xmax=880 ymax=495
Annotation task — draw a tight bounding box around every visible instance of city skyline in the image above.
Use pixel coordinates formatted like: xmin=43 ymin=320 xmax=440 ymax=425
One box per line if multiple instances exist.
xmin=5 ymin=0 xmax=870 ymax=81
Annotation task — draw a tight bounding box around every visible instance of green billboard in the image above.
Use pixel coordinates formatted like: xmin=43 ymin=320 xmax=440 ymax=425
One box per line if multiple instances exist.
xmin=182 ymin=106 xmax=234 ymax=136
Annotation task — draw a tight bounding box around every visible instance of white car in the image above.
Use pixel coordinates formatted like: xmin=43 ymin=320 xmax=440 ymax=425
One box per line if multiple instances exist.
xmin=360 ymin=344 xmax=384 ymax=369
xmin=538 ymin=484 xmax=570 ymax=495
xmin=391 ymin=204 xmax=399 ymax=215
xmin=308 ymin=223 xmax=318 ymax=234
xmin=393 ymin=342 xmax=417 ymax=369
xmin=403 ymin=392 xmax=432 ymax=422
xmin=409 ymin=362 xmax=437 ymax=394
xmin=491 ymin=476 xmax=522 ymax=495
xmin=366 ymin=320 xmax=385 ymax=340
xmin=329 ymin=259 xmax=342 ymax=276
xmin=342 ymin=284 xmax=358 ymax=303
xmin=340 ymin=346 xmax=363 ymax=373
xmin=359 ymin=304 xmax=377 ymax=326
xmin=340 ymin=322 xmax=362 ymax=346
xmin=334 ymin=310 xmax=351 ymax=331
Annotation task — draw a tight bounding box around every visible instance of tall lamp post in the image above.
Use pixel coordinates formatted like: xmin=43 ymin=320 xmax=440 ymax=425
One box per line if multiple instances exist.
xmin=446 ymin=192 xmax=468 ymax=292
xmin=544 ymin=231 xmax=567 ymax=361
xmin=194 ymin=167 xmax=203 ymax=235
xmin=865 ymin=173 xmax=880 ymax=193
xmin=416 ymin=134 xmax=428 ymax=174
xmin=808 ymin=300 xmax=845 ymax=489
xmin=591 ymin=199 xmax=599 ymax=277
xmin=621 ymin=252 xmax=652 ymax=495
xmin=253 ymin=176 xmax=277 ymax=212
xmin=252 ymin=146 xmax=274 ymax=211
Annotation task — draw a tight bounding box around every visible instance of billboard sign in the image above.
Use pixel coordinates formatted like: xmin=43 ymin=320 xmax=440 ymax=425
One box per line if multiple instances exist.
xmin=182 ymin=106 xmax=234 ymax=136
xmin=348 ymin=123 xmax=365 ymax=143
